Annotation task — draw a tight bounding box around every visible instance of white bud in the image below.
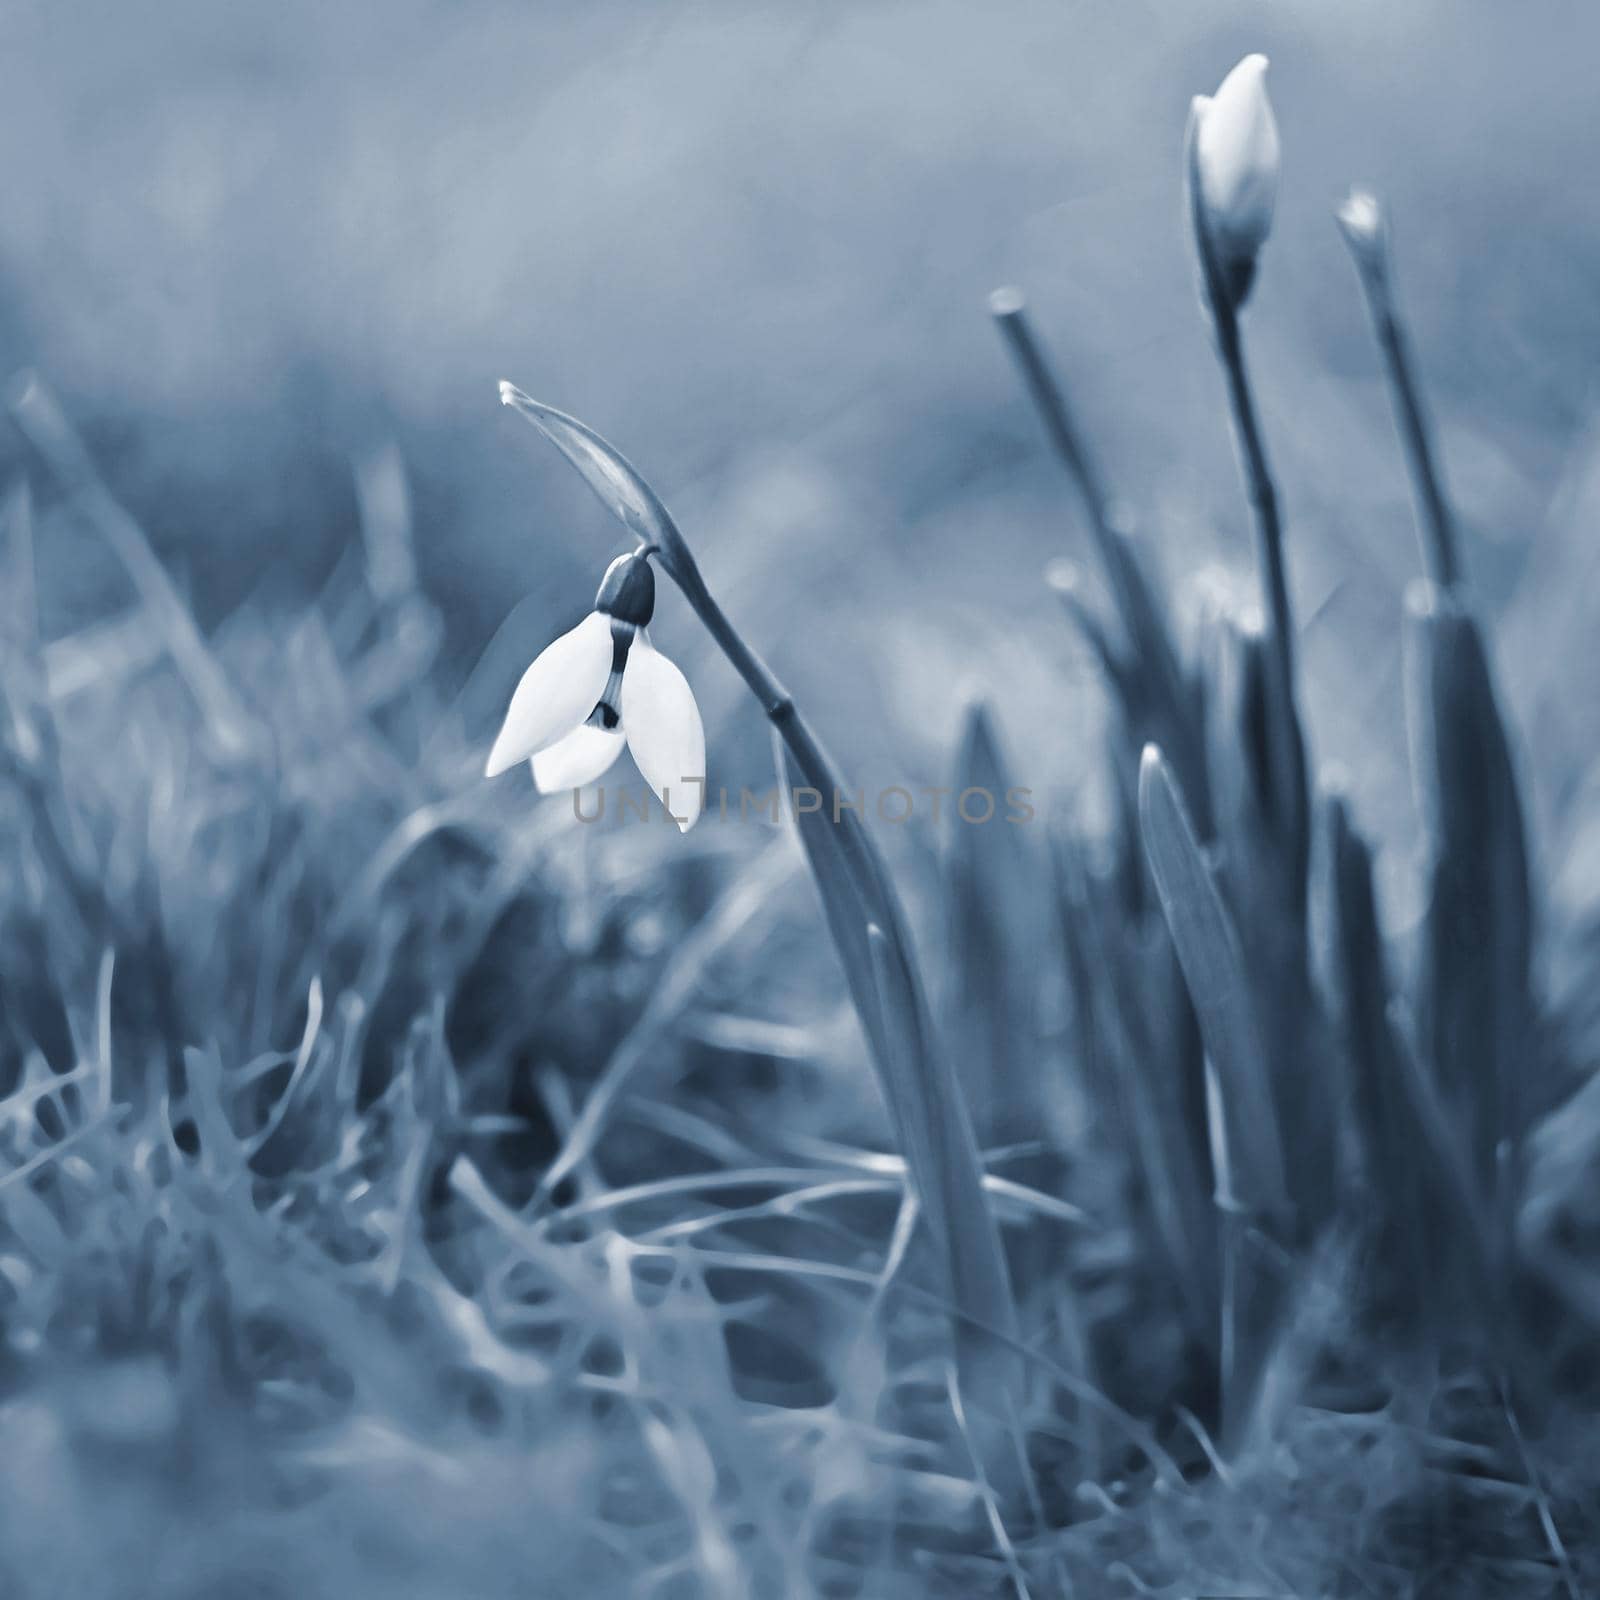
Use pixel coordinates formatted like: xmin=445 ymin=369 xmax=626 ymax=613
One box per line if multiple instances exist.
xmin=1195 ymin=55 xmax=1279 ymax=281
xmin=1336 ymin=188 xmax=1381 ymax=243
xmin=1335 ymin=187 xmax=1387 ymax=279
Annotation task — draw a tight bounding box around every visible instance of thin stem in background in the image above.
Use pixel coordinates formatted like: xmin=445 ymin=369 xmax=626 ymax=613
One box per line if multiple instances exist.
xmin=990 ymin=288 xmax=1208 ymax=831
xmin=990 ymin=289 xmax=1114 ymax=542
xmin=1337 ymin=191 xmax=1464 ymax=593
xmin=990 ymin=290 xmax=1168 ymax=667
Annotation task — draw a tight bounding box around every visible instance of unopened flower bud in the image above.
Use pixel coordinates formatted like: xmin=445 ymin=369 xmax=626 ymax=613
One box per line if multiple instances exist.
xmin=1335 ymin=187 xmax=1388 ymax=285
xmin=1193 ymin=54 xmax=1279 ymax=308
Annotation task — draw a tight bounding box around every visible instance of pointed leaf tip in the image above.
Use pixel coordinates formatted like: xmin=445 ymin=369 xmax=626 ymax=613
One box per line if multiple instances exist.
xmin=497 ymin=381 xmax=693 ymax=578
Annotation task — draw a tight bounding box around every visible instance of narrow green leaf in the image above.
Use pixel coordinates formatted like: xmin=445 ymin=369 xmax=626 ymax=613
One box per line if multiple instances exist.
xmin=1204 ymin=610 xmax=1333 ymax=1231
xmin=778 ymin=741 xmax=1019 ymax=1385
xmin=0 ymin=481 xmax=50 ymax=770
xmin=864 ymin=923 xmax=1021 ymax=1392
xmin=1325 ymin=791 xmax=1489 ymax=1327
xmin=1137 ymin=744 xmax=1291 ymax=1230
xmin=1405 ymin=581 xmax=1535 ymax=1196
xmin=9 ymin=376 xmax=259 ymax=761
xmin=945 ymin=700 xmax=1041 ymax=1141
xmin=1056 ymin=832 xmax=1220 ymax=1349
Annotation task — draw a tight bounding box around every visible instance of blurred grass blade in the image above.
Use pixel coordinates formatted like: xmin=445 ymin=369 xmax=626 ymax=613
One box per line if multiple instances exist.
xmin=1136 ymin=744 xmax=1290 ymax=1230
xmin=778 ymin=742 xmax=891 ymax=1071
xmin=990 ymin=292 xmax=1178 ymax=687
xmin=353 ymin=442 xmax=418 ymax=607
xmin=944 ymin=700 xmax=1041 ymax=1141
xmin=864 ymin=923 xmax=1021 ymax=1401
xmin=1203 ymin=610 xmax=1331 ymax=1229
xmin=8 ymin=373 xmax=259 ymax=760
xmin=1405 ymin=581 xmax=1534 ymax=1211
xmin=1056 ymin=832 xmax=1220 ymax=1349
xmin=1205 ymin=603 xmax=1311 ymax=918
xmin=1325 ymin=791 xmax=1490 ymax=1328
xmin=1142 ymin=743 xmax=1302 ymax=1444
xmin=996 ymin=294 xmax=1208 ymax=829
xmin=538 ymin=841 xmax=797 ymax=1201
xmin=0 ymin=480 xmax=49 ymax=768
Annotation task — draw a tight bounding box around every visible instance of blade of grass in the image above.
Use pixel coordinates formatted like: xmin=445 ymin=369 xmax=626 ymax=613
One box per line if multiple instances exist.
xmin=1324 ymin=790 xmax=1494 ymax=1333
xmin=0 ymin=480 xmax=49 ymax=769
xmin=1138 ymin=743 xmax=1294 ymax=1444
xmin=996 ymin=295 xmax=1208 ymax=829
xmin=1405 ymin=581 xmax=1534 ymax=1226
xmin=8 ymin=373 xmax=259 ymax=760
xmin=944 ymin=699 xmax=1041 ymax=1141
xmin=538 ymin=840 xmax=798 ymax=1202
xmin=1203 ymin=610 xmax=1334 ymax=1231
xmin=1055 ymin=829 xmax=1220 ymax=1351
xmin=781 ymin=732 xmax=1019 ymax=1396
xmin=1137 ymin=745 xmax=1289 ymax=1228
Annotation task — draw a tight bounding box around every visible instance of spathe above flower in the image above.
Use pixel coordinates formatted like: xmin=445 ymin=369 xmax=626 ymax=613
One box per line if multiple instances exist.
xmin=1190 ymin=53 xmax=1280 ymax=310
xmin=485 ymin=550 xmax=706 ymax=831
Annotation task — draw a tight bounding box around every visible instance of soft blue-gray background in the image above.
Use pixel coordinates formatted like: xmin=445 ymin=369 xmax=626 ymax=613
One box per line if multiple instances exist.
xmin=2 ymin=0 xmax=1597 ymax=874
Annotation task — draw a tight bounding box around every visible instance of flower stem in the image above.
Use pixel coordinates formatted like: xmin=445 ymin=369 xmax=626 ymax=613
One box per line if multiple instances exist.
xmin=661 ymin=547 xmax=906 ymax=951
xmin=1338 ymin=203 xmax=1463 ymax=592
xmin=1210 ymin=305 xmax=1296 ymax=710
xmin=493 ymin=383 xmax=909 ymax=947
xmin=1183 ymin=117 xmax=1296 ymax=718
xmin=1184 ymin=117 xmax=1307 ymax=907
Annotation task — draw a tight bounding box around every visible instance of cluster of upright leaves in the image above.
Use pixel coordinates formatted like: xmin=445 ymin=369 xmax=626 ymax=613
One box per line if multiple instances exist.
xmin=993 ymin=62 xmax=1544 ymax=1440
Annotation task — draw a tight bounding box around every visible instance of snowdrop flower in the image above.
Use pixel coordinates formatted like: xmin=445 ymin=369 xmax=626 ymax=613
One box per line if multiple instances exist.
xmin=1192 ymin=54 xmax=1280 ymax=306
xmin=485 ymin=550 xmax=705 ymax=830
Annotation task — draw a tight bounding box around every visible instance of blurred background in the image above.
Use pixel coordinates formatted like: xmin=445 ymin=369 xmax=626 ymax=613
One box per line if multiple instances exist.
xmin=5 ymin=8 xmax=1600 ymax=1593
xmin=2 ymin=0 xmax=1597 ymax=871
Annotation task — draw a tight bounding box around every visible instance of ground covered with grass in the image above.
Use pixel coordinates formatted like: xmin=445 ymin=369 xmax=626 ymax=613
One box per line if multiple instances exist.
xmin=5 ymin=58 xmax=1600 ymax=1595
xmin=3 ymin=357 xmax=1600 ymax=1600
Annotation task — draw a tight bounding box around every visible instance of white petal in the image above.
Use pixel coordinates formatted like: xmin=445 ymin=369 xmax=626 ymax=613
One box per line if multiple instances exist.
xmin=530 ymin=723 xmax=625 ymax=792
xmin=1196 ymin=54 xmax=1278 ymax=256
xmin=485 ymin=611 xmax=614 ymax=777
xmin=621 ymin=633 xmax=705 ymax=832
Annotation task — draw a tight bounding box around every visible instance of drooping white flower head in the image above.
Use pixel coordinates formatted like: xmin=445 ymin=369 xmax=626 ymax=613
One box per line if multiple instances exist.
xmin=485 ymin=551 xmax=706 ymax=831
xmin=1193 ymin=54 xmax=1280 ymax=304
